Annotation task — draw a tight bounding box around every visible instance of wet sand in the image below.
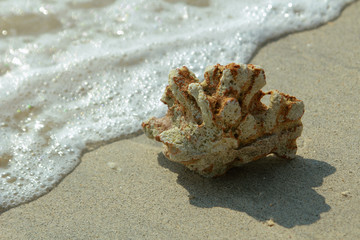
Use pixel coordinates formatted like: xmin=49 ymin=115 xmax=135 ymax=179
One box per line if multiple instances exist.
xmin=1 ymin=1 xmax=360 ymax=239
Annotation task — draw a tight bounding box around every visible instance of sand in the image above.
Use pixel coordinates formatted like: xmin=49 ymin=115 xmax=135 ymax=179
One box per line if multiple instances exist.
xmin=1 ymin=1 xmax=360 ymax=239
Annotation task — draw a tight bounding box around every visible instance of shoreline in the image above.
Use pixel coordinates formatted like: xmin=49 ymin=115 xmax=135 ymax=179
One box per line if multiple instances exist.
xmin=1 ymin=1 xmax=360 ymax=239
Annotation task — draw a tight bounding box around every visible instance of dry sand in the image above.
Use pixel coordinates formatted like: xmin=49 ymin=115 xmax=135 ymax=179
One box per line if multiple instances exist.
xmin=1 ymin=1 xmax=360 ymax=239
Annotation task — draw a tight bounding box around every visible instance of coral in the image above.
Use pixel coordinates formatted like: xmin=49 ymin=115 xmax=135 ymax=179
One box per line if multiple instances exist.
xmin=142 ymin=63 xmax=304 ymax=177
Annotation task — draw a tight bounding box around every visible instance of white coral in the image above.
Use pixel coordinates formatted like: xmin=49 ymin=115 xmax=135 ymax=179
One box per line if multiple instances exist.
xmin=142 ymin=63 xmax=304 ymax=177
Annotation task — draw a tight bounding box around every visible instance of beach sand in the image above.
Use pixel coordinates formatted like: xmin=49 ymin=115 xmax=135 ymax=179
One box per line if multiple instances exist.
xmin=1 ymin=1 xmax=360 ymax=239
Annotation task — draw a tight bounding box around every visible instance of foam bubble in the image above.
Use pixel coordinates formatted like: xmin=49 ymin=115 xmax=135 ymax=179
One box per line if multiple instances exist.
xmin=0 ymin=0 xmax=354 ymax=210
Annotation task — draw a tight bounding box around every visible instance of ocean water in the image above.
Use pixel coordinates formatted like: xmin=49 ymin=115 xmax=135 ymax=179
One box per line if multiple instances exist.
xmin=0 ymin=0 xmax=354 ymax=210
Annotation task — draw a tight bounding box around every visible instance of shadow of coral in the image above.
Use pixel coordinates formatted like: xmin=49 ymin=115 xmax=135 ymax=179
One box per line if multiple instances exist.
xmin=158 ymin=153 xmax=335 ymax=228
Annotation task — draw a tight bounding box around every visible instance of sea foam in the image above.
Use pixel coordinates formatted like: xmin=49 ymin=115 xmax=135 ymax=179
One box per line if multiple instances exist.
xmin=0 ymin=0 xmax=354 ymax=210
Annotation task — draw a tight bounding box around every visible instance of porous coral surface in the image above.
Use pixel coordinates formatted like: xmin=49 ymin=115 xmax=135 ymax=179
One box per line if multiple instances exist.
xmin=142 ymin=63 xmax=304 ymax=177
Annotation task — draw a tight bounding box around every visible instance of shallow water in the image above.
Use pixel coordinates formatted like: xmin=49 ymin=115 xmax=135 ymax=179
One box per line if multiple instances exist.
xmin=0 ymin=0 xmax=354 ymax=210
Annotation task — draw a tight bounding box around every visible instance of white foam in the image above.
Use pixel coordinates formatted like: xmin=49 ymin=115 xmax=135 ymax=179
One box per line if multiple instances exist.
xmin=0 ymin=0 xmax=354 ymax=210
